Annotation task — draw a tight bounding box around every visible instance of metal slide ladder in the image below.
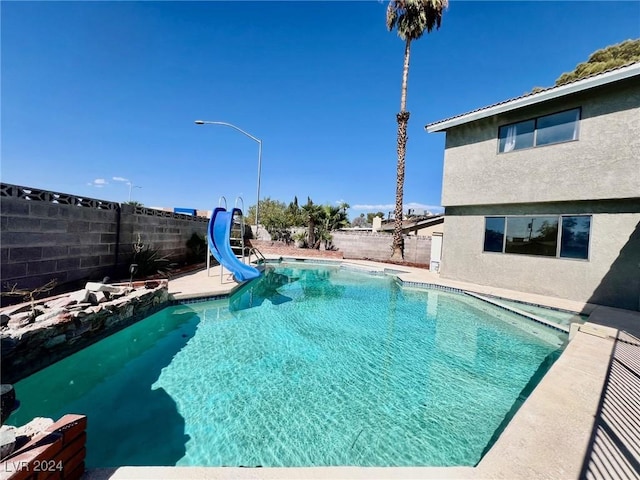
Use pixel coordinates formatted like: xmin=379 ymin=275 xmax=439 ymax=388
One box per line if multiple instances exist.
xmin=207 ymin=196 xmax=256 ymax=282
xmin=230 ymin=197 xmax=247 ymax=265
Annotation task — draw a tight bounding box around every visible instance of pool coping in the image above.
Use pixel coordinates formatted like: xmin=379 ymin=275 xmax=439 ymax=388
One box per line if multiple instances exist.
xmin=82 ymin=258 xmax=639 ymax=480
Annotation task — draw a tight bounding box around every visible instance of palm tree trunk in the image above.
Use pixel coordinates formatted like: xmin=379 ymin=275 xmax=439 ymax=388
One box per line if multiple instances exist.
xmin=391 ymin=38 xmax=412 ymax=261
xmin=308 ymin=218 xmax=316 ymax=249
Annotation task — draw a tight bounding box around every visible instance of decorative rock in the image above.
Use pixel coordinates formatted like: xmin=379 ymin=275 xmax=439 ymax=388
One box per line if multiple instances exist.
xmin=93 ymin=291 xmax=109 ymax=304
xmin=67 ymin=302 xmax=93 ymax=311
xmin=15 ymin=417 xmax=54 ymax=440
xmin=34 ymin=308 xmax=66 ymax=323
xmin=1 ymin=385 xmax=18 ymax=425
xmin=7 ymin=312 xmax=33 ymax=329
xmin=87 ymin=292 xmax=97 ymax=305
xmin=0 ymin=425 xmax=16 ymax=460
xmin=69 ymin=289 xmax=91 ymax=304
xmin=44 ymin=334 xmax=67 ymax=349
xmin=83 ymin=306 xmax=103 ymax=315
xmin=2 ymin=284 xmax=169 ymax=384
xmin=45 ymin=296 xmax=76 ymax=310
xmin=85 ymin=282 xmax=123 ymax=294
xmin=0 ymin=304 xmax=32 ymax=317
xmin=55 ymin=312 xmax=73 ymax=325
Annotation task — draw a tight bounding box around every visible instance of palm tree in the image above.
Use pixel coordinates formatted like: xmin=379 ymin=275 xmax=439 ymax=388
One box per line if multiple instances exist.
xmin=386 ymin=0 xmax=447 ymax=260
xmin=301 ymin=198 xmax=325 ymax=249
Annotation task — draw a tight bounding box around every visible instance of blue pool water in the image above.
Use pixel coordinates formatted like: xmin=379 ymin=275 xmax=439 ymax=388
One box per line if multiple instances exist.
xmin=9 ymin=264 xmax=567 ymax=467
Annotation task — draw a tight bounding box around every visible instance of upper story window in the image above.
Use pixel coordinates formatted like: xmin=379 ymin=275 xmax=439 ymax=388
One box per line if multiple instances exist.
xmin=498 ymin=108 xmax=581 ymax=153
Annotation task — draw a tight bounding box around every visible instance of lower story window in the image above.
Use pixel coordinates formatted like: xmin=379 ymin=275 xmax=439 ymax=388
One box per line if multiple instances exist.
xmin=560 ymin=216 xmax=591 ymax=259
xmin=483 ymin=215 xmax=591 ymax=260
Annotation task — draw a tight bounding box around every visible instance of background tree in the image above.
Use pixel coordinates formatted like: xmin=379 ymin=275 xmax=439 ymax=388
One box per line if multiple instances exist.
xmin=324 ymin=205 xmax=349 ymax=232
xmin=285 ymin=196 xmax=306 ymax=227
xmin=301 ymin=197 xmax=325 ymax=249
xmin=246 ymin=197 xmax=290 ymax=240
xmin=352 ymin=213 xmax=368 ymax=228
xmin=555 ymin=39 xmax=640 ymax=86
xmin=386 ymin=0 xmax=447 ymax=261
xmin=367 ymin=212 xmax=385 ymax=224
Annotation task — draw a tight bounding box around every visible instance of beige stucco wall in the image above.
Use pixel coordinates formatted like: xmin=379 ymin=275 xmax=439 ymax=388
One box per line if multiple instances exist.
xmin=441 ymin=78 xmax=640 ymax=207
xmin=416 ymin=223 xmax=444 ymax=237
xmin=440 ymin=209 xmax=640 ymax=310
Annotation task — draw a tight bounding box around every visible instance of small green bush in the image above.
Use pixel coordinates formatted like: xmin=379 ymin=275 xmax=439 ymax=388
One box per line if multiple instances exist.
xmin=186 ymin=232 xmax=207 ymax=264
xmin=131 ymin=234 xmax=171 ymax=278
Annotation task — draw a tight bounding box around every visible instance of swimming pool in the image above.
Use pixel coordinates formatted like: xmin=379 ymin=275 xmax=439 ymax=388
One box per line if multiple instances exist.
xmin=9 ymin=263 xmax=567 ymax=468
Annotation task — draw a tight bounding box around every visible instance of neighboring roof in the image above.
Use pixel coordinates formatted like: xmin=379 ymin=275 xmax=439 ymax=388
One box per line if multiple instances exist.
xmin=379 ymin=214 xmax=444 ymax=232
xmin=426 ymin=62 xmax=640 ymax=133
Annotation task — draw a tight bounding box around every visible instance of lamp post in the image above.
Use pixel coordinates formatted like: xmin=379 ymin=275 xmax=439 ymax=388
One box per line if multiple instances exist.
xmin=194 ymin=120 xmax=262 ymax=237
xmin=127 ymin=182 xmax=142 ymax=202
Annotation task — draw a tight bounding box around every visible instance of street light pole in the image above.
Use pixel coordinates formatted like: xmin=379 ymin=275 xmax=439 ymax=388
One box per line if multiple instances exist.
xmin=194 ymin=120 xmax=262 ymax=237
xmin=128 ymin=182 xmax=142 ymax=202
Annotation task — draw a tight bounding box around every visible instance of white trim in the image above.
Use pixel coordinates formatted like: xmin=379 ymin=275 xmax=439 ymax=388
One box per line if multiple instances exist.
xmin=426 ymin=63 xmax=640 ymax=133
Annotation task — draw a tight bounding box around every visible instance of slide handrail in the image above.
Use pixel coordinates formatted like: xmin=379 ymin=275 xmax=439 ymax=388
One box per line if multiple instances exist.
xmin=249 ymin=247 xmax=266 ymax=265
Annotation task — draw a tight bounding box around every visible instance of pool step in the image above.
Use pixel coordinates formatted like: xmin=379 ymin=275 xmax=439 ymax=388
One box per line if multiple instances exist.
xmin=465 ymin=292 xmax=570 ymax=334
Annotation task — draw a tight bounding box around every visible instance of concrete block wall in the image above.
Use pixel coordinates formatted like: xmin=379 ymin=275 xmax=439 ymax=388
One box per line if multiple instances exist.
xmin=0 ymin=184 xmax=207 ymax=294
xmin=1 ymin=196 xmax=120 ymax=292
xmin=118 ymin=204 xmax=208 ymax=262
xmin=331 ymin=231 xmax=432 ymax=265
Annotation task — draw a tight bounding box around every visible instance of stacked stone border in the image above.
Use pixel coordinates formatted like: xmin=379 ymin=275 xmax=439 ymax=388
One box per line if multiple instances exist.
xmin=1 ymin=281 xmax=169 ymax=384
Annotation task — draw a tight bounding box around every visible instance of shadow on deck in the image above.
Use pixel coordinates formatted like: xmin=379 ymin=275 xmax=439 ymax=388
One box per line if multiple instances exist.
xmin=579 ymin=331 xmax=640 ymax=480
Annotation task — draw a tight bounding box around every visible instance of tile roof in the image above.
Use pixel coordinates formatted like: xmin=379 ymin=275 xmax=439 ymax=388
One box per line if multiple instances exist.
xmin=426 ymin=61 xmax=640 ymax=132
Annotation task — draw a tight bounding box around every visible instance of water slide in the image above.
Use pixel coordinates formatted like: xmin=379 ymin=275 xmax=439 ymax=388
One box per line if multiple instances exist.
xmin=208 ymin=207 xmax=261 ymax=282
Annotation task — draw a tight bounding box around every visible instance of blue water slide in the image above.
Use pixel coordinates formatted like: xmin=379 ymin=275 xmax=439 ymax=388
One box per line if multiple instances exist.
xmin=208 ymin=207 xmax=261 ymax=282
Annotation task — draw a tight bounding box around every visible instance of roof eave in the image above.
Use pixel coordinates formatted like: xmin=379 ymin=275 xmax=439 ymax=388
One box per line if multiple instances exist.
xmin=425 ymin=63 xmax=640 ymax=133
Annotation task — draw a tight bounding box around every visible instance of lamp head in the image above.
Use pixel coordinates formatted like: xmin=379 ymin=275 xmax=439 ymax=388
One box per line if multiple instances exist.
xmin=194 ymin=120 xmax=205 ymax=125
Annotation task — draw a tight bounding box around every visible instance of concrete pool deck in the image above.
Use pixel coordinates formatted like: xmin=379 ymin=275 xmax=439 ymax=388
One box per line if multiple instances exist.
xmin=84 ymin=257 xmax=640 ymax=480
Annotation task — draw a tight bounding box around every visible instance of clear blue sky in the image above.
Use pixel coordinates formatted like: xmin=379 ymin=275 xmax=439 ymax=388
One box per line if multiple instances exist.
xmin=2 ymin=1 xmax=639 ymax=220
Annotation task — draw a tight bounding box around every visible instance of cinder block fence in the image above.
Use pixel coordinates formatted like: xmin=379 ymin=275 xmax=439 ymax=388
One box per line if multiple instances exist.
xmin=0 ymin=183 xmax=207 ymax=296
xmin=331 ymin=231 xmax=432 ymax=265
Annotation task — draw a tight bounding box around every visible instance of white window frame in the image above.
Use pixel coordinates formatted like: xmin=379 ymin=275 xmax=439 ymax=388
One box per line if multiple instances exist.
xmin=497 ymin=107 xmax=582 ymax=154
xmin=482 ymin=214 xmax=591 ymax=261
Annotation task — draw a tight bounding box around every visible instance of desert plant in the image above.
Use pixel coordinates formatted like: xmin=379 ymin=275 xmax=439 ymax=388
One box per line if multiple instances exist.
xmin=131 ymin=234 xmax=171 ymax=278
xmin=185 ymin=232 xmax=207 ymax=264
xmin=293 ymin=231 xmax=307 ymax=248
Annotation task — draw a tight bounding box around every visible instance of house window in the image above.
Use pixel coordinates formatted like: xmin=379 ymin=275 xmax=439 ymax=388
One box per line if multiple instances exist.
xmin=560 ymin=216 xmax=591 ymax=260
xmin=498 ymin=108 xmax=580 ymax=153
xmin=505 ymin=216 xmax=558 ymax=257
xmin=483 ymin=215 xmax=591 ymax=260
xmin=483 ymin=217 xmax=505 ymax=252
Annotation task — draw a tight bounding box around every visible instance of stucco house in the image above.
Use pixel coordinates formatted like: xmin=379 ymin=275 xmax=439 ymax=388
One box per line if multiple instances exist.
xmin=377 ymin=214 xmax=444 ymax=236
xmin=426 ymin=62 xmax=640 ymax=311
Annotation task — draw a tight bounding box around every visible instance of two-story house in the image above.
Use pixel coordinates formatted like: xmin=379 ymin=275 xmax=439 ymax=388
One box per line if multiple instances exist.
xmin=426 ymin=62 xmax=640 ymax=311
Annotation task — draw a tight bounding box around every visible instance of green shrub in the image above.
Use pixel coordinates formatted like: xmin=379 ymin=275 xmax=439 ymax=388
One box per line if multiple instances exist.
xmin=186 ymin=232 xmax=207 ymax=264
xmin=131 ymin=234 xmax=171 ymax=278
